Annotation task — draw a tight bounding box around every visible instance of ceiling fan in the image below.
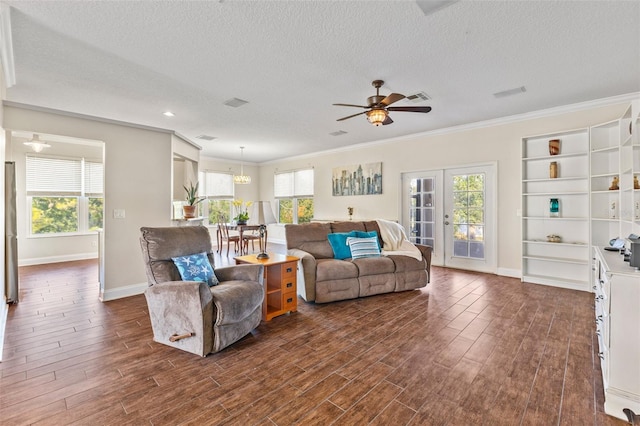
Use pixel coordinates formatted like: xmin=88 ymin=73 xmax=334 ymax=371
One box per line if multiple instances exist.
xmin=333 ymin=80 xmax=432 ymax=126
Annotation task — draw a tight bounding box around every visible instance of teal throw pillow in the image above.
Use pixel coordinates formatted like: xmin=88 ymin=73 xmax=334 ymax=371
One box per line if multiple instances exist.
xmin=346 ymin=236 xmax=381 ymax=259
xmin=172 ymin=252 xmax=219 ymax=287
xmin=327 ymin=232 xmax=356 ymax=259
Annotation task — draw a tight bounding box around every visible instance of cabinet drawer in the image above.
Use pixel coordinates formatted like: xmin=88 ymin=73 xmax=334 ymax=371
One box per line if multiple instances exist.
xmin=283 ymin=291 xmax=297 ymax=311
xmin=281 ymin=262 xmax=296 ymax=278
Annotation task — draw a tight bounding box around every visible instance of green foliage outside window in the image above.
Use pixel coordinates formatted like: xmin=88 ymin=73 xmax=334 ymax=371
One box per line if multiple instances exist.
xmin=278 ymin=198 xmax=313 ymax=224
xmin=297 ymin=198 xmax=314 ymax=223
xmin=452 ymin=174 xmax=485 ymax=242
xmin=279 ymin=199 xmax=293 ymax=223
xmin=89 ymin=198 xmax=104 ymax=230
xmin=32 ymin=197 xmax=78 ymax=234
xmin=208 ymin=200 xmax=232 ymax=223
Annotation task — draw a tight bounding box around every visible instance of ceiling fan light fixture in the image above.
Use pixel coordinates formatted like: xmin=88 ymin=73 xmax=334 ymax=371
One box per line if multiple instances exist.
xmin=23 ymin=134 xmax=52 ymax=152
xmin=233 ymin=146 xmax=251 ymax=185
xmin=366 ymin=109 xmax=388 ymax=126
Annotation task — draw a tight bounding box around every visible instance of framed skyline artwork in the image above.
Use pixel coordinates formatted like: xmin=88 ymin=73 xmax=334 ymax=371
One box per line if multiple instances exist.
xmin=332 ymin=162 xmax=382 ymax=196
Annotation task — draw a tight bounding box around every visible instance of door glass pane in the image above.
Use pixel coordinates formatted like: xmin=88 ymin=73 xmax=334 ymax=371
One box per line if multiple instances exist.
xmin=451 ymin=173 xmax=485 ymax=260
xmin=409 ymin=177 xmax=435 ymax=249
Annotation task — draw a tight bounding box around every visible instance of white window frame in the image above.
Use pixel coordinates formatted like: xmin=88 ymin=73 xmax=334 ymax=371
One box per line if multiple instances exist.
xmin=198 ymin=171 xmax=235 ymax=224
xmin=26 ymin=155 xmax=104 ymax=237
xmin=274 ymin=168 xmax=314 ymax=224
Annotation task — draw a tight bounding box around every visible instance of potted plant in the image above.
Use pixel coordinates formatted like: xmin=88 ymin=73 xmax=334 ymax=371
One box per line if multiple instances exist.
xmin=183 ymin=181 xmax=205 ymax=218
xmin=232 ymin=199 xmax=253 ymax=225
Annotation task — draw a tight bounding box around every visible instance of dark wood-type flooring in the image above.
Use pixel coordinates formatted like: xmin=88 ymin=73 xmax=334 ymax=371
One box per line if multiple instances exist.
xmin=0 ymin=244 xmax=627 ymax=425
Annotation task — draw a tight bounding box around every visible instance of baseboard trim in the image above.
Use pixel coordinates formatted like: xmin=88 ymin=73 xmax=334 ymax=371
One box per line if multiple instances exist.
xmin=0 ymin=300 xmax=8 ymax=362
xmin=497 ymin=267 xmax=521 ymax=279
xmin=19 ymin=252 xmax=98 ymax=267
xmin=100 ymin=282 xmax=147 ymax=302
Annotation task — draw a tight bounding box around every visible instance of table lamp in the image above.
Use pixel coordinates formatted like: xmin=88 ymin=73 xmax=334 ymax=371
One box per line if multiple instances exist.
xmin=251 ymin=201 xmax=277 ymax=259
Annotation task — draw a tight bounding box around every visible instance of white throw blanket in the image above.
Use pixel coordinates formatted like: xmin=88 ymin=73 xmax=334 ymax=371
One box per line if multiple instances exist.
xmin=376 ymin=219 xmax=423 ymax=261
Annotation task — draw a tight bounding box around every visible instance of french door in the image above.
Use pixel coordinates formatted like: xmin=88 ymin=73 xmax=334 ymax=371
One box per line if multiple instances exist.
xmin=402 ymin=164 xmax=496 ymax=273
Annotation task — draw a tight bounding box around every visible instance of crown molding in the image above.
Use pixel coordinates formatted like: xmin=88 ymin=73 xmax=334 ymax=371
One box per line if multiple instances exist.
xmin=262 ymin=92 xmax=640 ymax=165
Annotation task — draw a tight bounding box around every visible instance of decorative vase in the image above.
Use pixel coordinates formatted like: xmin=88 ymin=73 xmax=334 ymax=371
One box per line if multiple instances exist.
xmin=237 ymin=220 xmax=247 ymax=225
xmin=550 ymin=161 xmax=558 ymax=179
xmin=183 ymin=205 xmax=196 ymax=219
xmin=549 ymin=139 xmax=560 ymax=155
xmin=550 ymin=198 xmax=559 ymax=217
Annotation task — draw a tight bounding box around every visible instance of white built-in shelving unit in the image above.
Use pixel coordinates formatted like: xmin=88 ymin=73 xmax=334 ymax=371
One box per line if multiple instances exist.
xmin=521 ymin=128 xmax=590 ymax=290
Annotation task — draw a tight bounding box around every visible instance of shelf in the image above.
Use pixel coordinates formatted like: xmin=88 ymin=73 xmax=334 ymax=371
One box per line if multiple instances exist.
xmin=522 ymin=152 xmax=587 ymax=162
xmin=591 ymin=146 xmax=619 ymax=154
xmin=522 ymin=216 xmax=587 ymax=221
xmin=591 ymin=190 xmax=620 ymax=194
xmin=591 ymin=173 xmax=619 ymax=179
xmin=523 ymin=239 xmax=588 ymax=246
xmin=592 ymin=217 xmax=618 ymax=222
xmin=523 ymin=255 xmax=589 ymax=265
xmin=523 ymin=191 xmax=587 ymax=196
xmin=522 ymin=176 xmax=587 ymax=183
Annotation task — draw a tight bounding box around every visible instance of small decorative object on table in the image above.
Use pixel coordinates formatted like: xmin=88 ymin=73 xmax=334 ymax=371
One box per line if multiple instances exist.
xmin=549 ymin=198 xmax=560 ymax=217
xmin=256 ymin=225 xmax=269 ymax=259
xmin=549 ymin=139 xmax=560 ymax=155
xmin=634 ymin=175 xmax=640 ymax=189
xmin=609 ymin=176 xmax=619 ymax=190
xmin=609 ymin=201 xmax=618 ymax=219
xmin=183 ymin=181 xmax=205 ymax=218
xmin=547 ymin=234 xmax=561 ymax=243
xmin=347 ymin=206 xmax=354 ymax=220
xmin=549 ymin=161 xmax=558 ymax=179
xmin=233 ymin=199 xmax=253 ymax=225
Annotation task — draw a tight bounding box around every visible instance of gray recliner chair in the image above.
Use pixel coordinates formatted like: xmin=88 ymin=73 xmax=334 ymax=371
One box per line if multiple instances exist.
xmin=139 ymin=226 xmax=264 ymax=356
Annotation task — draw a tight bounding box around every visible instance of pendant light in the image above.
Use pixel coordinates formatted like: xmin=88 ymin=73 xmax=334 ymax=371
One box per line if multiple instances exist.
xmin=23 ymin=134 xmax=52 ymax=153
xmin=233 ymin=146 xmax=251 ymax=185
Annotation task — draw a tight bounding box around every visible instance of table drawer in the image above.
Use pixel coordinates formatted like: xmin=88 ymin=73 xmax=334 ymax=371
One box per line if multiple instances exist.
xmin=283 ymin=291 xmax=297 ymax=311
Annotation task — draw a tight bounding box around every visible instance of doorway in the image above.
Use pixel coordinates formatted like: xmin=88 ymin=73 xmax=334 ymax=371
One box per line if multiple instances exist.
xmin=402 ymin=163 xmax=497 ymax=273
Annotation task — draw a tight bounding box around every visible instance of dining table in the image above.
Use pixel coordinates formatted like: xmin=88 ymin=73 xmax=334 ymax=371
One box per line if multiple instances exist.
xmin=216 ymin=223 xmax=267 ymax=255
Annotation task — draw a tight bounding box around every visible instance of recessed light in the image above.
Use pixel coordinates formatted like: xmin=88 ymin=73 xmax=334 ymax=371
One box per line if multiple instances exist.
xmin=493 ymin=86 xmax=527 ymax=98
xmin=223 ymin=98 xmax=249 ymax=108
xmin=163 ymin=111 xmax=175 ymax=117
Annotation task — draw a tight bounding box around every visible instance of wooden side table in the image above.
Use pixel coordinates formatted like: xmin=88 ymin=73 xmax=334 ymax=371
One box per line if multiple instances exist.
xmin=234 ymin=253 xmax=298 ymax=321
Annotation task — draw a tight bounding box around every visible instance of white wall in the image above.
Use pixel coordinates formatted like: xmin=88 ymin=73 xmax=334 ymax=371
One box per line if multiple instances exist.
xmin=259 ymin=101 xmax=633 ymax=275
xmin=3 ymin=105 xmax=174 ymax=300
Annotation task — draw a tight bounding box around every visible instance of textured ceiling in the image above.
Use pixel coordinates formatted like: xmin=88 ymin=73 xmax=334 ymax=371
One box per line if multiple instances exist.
xmin=4 ymin=0 xmax=640 ymax=163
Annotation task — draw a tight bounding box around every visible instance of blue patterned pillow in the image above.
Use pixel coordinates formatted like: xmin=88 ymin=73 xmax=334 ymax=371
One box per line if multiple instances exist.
xmin=346 ymin=236 xmax=381 ymax=259
xmin=171 ymin=252 xmax=219 ymax=287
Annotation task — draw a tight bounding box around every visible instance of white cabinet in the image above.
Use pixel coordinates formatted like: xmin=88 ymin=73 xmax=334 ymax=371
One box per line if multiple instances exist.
xmin=593 ymin=247 xmax=640 ymax=421
xmin=521 ymin=129 xmax=590 ymax=290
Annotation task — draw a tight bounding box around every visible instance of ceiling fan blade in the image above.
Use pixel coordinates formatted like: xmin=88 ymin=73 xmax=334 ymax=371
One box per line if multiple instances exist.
xmin=386 ymin=106 xmax=432 ymax=113
xmin=382 ymin=116 xmax=394 ymax=125
xmin=333 ymin=103 xmax=369 ymax=108
xmin=380 ymin=93 xmax=405 ymax=106
xmin=337 ymin=111 xmax=368 ymax=121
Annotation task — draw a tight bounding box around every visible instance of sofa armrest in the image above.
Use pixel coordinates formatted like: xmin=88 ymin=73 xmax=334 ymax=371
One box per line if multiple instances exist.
xmin=215 ymin=264 xmax=263 ymax=284
xmin=287 ymin=248 xmax=318 ymax=302
xmin=415 ymin=244 xmax=433 ymax=283
xmin=144 ymin=280 xmax=214 ymax=357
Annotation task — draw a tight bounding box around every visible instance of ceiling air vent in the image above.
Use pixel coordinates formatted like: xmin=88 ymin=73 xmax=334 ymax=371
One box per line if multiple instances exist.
xmin=223 ymin=98 xmax=249 ymax=108
xmin=329 ymin=130 xmax=348 ymax=137
xmin=195 ymin=135 xmax=216 ymax=141
xmin=406 ymin=92 xmax=431 ymax=103
xmin=493 ymin=86 xmax=527 ymax=98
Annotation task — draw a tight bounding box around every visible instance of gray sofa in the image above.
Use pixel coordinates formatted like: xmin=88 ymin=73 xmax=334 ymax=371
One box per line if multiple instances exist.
xmin=285 ymin=221 xmax=432 ymax=303
xmin=139 ymin=226 xmax=264 ymax=356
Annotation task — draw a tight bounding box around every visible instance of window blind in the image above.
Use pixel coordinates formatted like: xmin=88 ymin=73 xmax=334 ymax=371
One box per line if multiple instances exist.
xmin=274 ymin=168 xmax=314 ymax=197
xmin=26 ymin=156 xmax=82 ymax=195
xmin=84 ymin=161 xmax=104 ymax=196
xmin=200 ymin=171 xmax=234 ymax=198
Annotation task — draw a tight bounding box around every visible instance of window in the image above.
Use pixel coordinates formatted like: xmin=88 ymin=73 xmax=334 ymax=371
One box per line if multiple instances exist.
xmin=26 ymin=156 xmax=104 ymax=236
xmin=199 ymin=171 xmax=234 ymax=223
xmin=274 ymin=168 xmax=314 ymax=223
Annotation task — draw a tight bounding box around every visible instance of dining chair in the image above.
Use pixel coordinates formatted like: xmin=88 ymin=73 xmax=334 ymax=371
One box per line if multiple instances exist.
xmin=218 ymin=220 xmax=240 ymax=256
